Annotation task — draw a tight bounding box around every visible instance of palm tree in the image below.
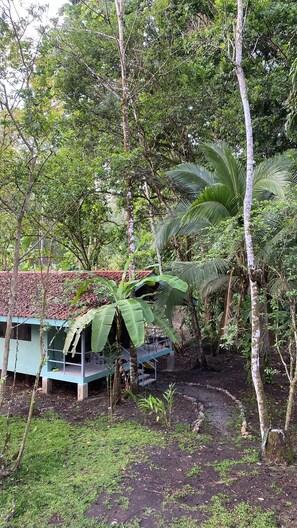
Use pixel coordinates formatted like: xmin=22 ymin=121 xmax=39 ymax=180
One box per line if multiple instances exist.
xmin=63 ymin=270 xmax=187 ymax=401
xmin=156 ymin=144 xmax=294 ymax=360
xmin=157 ymin=143 xmax=293 ymax=246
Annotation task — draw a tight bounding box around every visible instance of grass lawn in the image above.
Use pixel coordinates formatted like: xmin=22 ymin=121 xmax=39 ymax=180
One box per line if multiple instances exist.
xmin=0 ymin=413 xmax=165 ymax=528
xmin=0 ymin=412 xmax=279 ymax=528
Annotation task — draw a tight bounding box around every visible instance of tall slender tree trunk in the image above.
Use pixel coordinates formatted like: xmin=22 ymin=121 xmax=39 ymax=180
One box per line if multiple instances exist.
xmin=129 ymin=343 xmax=139 ymax=393
xmin=115 ymin=0 xmax=136 ymax=279
xmin=115 ymin=0 xmax=139 ymax=389
xmin=235 ymin=0 xmax=269 ymax=439
xmin=143 ymin=177 xmax=163 ymax=275
xmin=130 ymin=103 xmax=163 ymax=274
xmin=285 ymin=301 xmax=297 ymax=431
xmin=13 ymin=320 xmax=46 ymax=471
xmin=0 ymin=166 xmax=35 ymax=408
xmin=188 ymin=294 xmax=207 ymax=368
xmin=112 ymin=314 xmax=123 ymax=405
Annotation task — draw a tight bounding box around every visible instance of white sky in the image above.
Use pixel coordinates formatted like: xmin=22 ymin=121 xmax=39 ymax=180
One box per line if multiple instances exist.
xmin=14 ymin=0 xmax=71 ymax=21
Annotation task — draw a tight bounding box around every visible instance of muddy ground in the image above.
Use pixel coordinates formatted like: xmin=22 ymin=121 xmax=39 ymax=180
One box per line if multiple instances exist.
xmin=2 ymin=349 xmax=297 ymax=527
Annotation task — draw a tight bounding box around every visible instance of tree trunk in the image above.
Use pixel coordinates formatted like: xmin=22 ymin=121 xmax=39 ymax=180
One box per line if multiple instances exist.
xmin=284 ymin=300 xmax=297 ymax=431
xmin=13 ymin=323 xmax=46 ymax=471
xmin=188 ymin=295 xmax=207 ymax=369
xmin=112 ymin=356 xmax=122 ymax=406
xmin=262 ymin=429 xmax=294 ymax=465
xmin=143 ymin=177 xmax=163 ymax=275
xmin=130 ymin=103 xmax=163 ymax=274
xmin=0 ymin=219 xmax=22 ymax=406
xmin=115 ymin=0 xmax=136 ymax=279
xmin=0 ymin=164 xmax=35 ymax=407
xmin=216 ymin=269 xmax=233 ymax=354
xmin=235 ymin=0 xmax=269 ymax=439
xmin=285 ymin=379 xmax=297 ymax=431
xmin=112 ymin=315 xmax=122 ymax=405
xmin=129 ymin=343 xmax=139 ymax=393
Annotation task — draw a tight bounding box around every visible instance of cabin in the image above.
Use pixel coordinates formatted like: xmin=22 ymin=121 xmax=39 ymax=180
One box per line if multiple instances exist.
xmin=0 ymin=271 xmax=174 ymax=400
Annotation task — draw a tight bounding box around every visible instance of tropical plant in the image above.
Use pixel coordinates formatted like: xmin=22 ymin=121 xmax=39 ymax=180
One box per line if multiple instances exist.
xmin=158 ymin=143 xmax=293 ymax=247
xmin=63 ymin=266 xmax=187 ymax=401
xmin=135 ymin=383 xmax=176 ymax=428
xmin=157 ymin=144 xmax=294 ymax=358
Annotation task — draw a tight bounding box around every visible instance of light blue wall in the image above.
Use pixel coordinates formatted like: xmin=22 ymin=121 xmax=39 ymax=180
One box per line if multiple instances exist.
xmin=0 ymin=324 xmax=45 ymax=376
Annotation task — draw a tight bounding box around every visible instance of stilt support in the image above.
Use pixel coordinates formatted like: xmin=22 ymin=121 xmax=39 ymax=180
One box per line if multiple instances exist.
xmin=167 ymin=350 xmax=175 ymax=371
xmin=77 ymin=383 xmax=88 ymax=401
xmin=42 ymin=377 xmax=53 ymax=395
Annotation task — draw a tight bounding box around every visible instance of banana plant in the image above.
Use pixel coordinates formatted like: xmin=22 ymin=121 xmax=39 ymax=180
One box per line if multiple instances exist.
xmin=63 ymin=267 xmax=187 ymax=401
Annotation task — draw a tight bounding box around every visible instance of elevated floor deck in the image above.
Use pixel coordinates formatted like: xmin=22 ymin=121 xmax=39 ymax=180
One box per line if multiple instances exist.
xmin=42 ymin=340 xmax=173 ymax=385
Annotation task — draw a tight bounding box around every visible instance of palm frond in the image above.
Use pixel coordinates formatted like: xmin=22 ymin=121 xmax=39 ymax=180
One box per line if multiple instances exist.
xmin=200 ymin=274 xmax=235 ymax=297
xmin=201 ymin=143 xmax=245 ymax=200
xmin=182 ymin=198 xmax=231 ymax=226
xmin=256 ymin=212 xmax=297 ymax=264
xmin=168 ymin=259 xmax=230 ymax=292
xmin=156 ymin=202 xmax=192 ymax=248
xmin=166 ymin=163 xmax=215 ymax=195
xmin=253 ymin=155 xmax=294 ymax=199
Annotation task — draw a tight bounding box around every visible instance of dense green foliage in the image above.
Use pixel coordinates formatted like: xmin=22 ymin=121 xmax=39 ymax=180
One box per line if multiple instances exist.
xmin=1 ymin=0 xmax=296 ymax=270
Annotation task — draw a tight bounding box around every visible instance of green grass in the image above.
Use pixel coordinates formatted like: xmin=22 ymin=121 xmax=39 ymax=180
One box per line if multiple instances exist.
xmin=200 ymin=497 xmax=277 ymax=528
xmin=0 ymin=415 xmax=165 ymax=528
xmin=159 ymin=499 xmax=277 ymax=528
xmin=171 ymin=423 xmax=212 ymax=453
xmin=166 ymin=517 xmax=199 ymax=527
xmin=186 ymin=464 xmax=202 ymax=478
xmin=207 ymin=449 xmax=259 ymax=479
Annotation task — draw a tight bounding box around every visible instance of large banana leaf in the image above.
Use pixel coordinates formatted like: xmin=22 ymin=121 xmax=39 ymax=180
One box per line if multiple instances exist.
xmin=152 ymin=310 xmax=178 ymax=343
xmin=136 ymin=274 xmax=188 ymax=293
xmin=154 ymin=281 xmax=189 ymax=319
xmin=71 ymin=279 xmax=93 ymax=305
xmin=118 ymin=298 xmax=145 ymax=347
xmin=91 ymin=304 xmax=117 ymax=352
xmin=92 ymin=277 xmax=118 ymax=299
xmin=63 ymin=308 xmax=98 ymax=355
xmin=136 ymin=299 xmax=154 ymax=323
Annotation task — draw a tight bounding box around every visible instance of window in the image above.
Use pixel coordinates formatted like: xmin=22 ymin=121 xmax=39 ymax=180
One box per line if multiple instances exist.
xmin=0 ymin=322 xmax=31 ymax=341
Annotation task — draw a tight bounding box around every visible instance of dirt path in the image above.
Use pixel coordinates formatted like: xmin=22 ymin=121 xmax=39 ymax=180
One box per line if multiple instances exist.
xmin=155 ymin=381 xmax=235 ymax=436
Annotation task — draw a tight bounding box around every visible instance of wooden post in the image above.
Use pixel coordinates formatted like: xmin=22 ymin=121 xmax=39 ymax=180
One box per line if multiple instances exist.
xmin=167 ymin=349 xmax=175 ymax=371
xmin=42 ymin=377 xmax=52 ymax=395
xmin=77 ymin=383 xmax=88 ymax=401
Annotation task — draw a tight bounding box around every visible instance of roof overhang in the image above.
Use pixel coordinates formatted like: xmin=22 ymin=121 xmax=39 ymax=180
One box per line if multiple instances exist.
xmin=0 ymin=315 xmax=68 ymax=328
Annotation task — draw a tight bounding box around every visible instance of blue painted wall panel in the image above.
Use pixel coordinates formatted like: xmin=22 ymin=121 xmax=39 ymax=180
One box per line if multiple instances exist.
xmin=0 ymin=325 xmax=43 ymax=376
